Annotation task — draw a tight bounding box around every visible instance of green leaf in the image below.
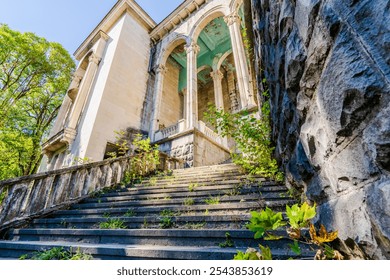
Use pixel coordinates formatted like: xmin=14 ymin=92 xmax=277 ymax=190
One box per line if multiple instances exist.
xmin=288 ymin=240 xmax=301 ymax=255
xmin=259 ymin=245 xmax=272 ymax=260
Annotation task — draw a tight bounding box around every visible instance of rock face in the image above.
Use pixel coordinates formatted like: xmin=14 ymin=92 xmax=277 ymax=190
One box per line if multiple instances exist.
xmin=251 ymin=0 xmax=390 ymax=259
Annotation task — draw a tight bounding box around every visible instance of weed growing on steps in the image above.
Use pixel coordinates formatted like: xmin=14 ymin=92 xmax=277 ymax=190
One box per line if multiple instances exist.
xmin=188 ymin=183 xmax=198 ymax=192
xmin=99 ymin=218 xmax=127 ymax=229
xmin=236 ymin=202 xmax=342 ymax=260
xmin=19 ymin=247 xmax=93 ymax=260
xmin=219 ymin=232 xmax=234 ymax=248
xmin=123 ymin=209 xmax=136 ymax=217
xmin=183 ymin=197 xmax=195 ymax=206
xmin=159 ymin=209 xmax=176 ymax=228
xmin=204 ymin=195 xmax=220 ymax=205
xmin=143 ymin=218 xmax=148 ymax=228
xmin=159 ymin=216 xmax=174 ymax=229
xmin=185 ymin=222 xmax=206 ymax=229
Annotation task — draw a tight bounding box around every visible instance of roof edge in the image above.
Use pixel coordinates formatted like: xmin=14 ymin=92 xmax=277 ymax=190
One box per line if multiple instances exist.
xmin=74 ymin=0 xmax=156 ymax=60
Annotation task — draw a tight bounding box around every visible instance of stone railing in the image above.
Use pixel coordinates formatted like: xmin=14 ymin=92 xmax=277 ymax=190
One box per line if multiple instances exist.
xmin=154 ymin=119 xmax=186 ymax=141
xmin=198 ymin=120 xmax=224 ymax=146
xmin=0 ymin=156 xmax=131 ymax=231
xmin=158 ymin=151 xmax=185 ymax=170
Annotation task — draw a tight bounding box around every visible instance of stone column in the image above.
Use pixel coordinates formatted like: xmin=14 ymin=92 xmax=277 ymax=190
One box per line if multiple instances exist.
xmin=210 ymin=70 xmax=225 ymax=110
xmin=67 ymin=33 xmax=109 ymax=131
xmin=149 ymin=64 xmax=167 ymax=141
xmin=185 ymin=42 xmax=200 ymax=129
xmin=224 ymin=12 xmax=256 ymax=109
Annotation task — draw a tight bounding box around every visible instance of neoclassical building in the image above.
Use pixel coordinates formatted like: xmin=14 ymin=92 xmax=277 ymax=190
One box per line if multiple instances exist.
xmin=40 ymin=0 xmax=258 ymax=171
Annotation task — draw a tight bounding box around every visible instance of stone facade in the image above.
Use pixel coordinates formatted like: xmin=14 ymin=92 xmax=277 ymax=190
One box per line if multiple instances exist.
xmin=252 ymin=0 xmax=389 ymax=259
xmin=40 ymin=0 xmax=257 ymax=171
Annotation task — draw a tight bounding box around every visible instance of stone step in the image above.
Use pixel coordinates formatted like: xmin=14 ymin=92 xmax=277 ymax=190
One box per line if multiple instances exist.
xmin=31 ymin=214 xmax=252 ymax=229
xmin=132 ymin=176 xmax=265 ymax=188
xmin=0 ymin=240 xmax=315 ymax=260
xmin=75 ymin=192 xmax=291 ymax=210
xmin=115 ymin=183 xmax=286 ymax=196
xmin=51 ymin=200 xmax=294 ymax=219
xmin=8 ymin=228 xmax=309 ymax=249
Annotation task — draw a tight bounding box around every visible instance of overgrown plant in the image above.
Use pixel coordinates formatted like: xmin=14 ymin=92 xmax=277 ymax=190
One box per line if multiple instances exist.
xmin=19 ymin=247 xmax=93 ymax=260
xmin=127 ymin=134 xmax=160 ymax=183
xmin=106 ymin=130 xmax=130 ymax=158
xmin=99 ymin=218 xmax=127 ymax=229
xmin=204 ymin=93 xmax=283 ymax=181
xmin=236 ymin=202 xmax=341 ymax=260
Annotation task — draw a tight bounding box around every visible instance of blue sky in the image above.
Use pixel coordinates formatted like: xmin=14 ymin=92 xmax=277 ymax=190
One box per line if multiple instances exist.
xmin=0 ymin=0 xmax=183 ymax=57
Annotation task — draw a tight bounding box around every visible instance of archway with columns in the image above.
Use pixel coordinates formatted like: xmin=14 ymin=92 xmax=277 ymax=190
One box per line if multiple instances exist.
xmin=150 ymin=0 xmax=256 ymax=166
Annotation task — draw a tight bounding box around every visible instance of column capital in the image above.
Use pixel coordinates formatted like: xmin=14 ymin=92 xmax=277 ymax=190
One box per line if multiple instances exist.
xmin=155 ymin=64 xmax=167 ymax=74
xmin=89 ymin=53 xmax=101 ymax=65
xmin=224 ymin=12 xmax=241 ymax=26
xmin=210 ymin=70 xmax=224 ymax=81
xmin=185 ymin=42 xmax=200 ymax=55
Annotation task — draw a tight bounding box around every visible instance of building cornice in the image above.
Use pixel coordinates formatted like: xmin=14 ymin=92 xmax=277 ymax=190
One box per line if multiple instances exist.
xmin=150 ymin=0 xmax=207 ymax=43
xmin=74 ymin=0 xmax=156 ymax=60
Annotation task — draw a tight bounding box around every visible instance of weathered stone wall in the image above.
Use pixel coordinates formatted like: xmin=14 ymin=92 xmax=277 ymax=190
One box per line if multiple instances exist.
xmin=251 ymin=0 xmax=390 ymax=259
xmin=160 ymin=59 xmax=182 ymax=128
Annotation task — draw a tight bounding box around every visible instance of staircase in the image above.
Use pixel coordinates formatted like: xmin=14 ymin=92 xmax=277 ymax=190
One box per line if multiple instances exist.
xmin=0 ymin=163 xmax=313 ymax=260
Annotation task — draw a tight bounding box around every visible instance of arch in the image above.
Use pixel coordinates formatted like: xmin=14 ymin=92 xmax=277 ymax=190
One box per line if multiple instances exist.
xmin=229 ymin=0 xmax=243 ymax=12
xmin=189 ymin=5 xmax=230 ymax=44
xmin=197 ymin=64 xmax=212 ymax=74
xmin=214 ymin=50 xmax=233 ymax=71
xmin=157 ymin=34 xmax=188 ymax=67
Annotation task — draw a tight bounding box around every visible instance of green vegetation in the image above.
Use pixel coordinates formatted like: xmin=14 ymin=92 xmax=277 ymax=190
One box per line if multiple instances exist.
xmin=183 ymin=197 xmax=195 ymax=206
xmin=123 ymin=209 xmax=136 ymax=217
xmin=234 ymin=245 xmax=272 ymax=260
xmin=188 ymin=183 xmax=198 ymax=192
xmin=205 ymin=88 xmax=283 ymax=181
xmin=159 ymin=216 xmax=174 ymax=229
xmin=247 ymin=207 xmax=286 ymax=239
xmin=236 ymin=202 xmax=341 ymax=260
xmin=126 ymin=134 xmax=160 ymax=183
xmin=204 ymin=195 xmax=220 ymax=205
xmin=219 ymin=232 xmax=234 ymax=248
xmin=99 ymin=218 xmax=127 ymax=229
xmin=0 ymin=24 xmax=75 ymax=180
xmin=105 ymin=130 xmax=129 ymax=158
xmin=19 ymin=247 xmax=92 ymax=260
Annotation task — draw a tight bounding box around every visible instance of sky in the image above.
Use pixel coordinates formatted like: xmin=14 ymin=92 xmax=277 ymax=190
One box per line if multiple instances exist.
xmin=0 ymin=0 xmax=184 ymax=57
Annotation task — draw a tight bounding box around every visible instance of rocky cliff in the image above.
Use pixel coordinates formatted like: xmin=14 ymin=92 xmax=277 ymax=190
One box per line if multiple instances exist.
xmin=251 ymin=0 xmax=390 ymax=259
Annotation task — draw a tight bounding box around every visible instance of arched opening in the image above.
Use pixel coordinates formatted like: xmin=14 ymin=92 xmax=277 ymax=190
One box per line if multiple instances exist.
xmin=159 ymin=42 xmax=186 ymax=128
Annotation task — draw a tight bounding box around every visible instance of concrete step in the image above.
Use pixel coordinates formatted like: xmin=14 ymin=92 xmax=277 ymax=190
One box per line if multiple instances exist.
xmin=50 ymin=200 xmax=294 ymax=219
xmin=8 ymin=228 xmax=310 ymax=250
xmin=92 ymin=184 xmax=287 ymax=200
xmin=132 ymin=176 xmax=266 ymax=188
xmin=0 ymin=240 xmax=315 ymax=260
xmin=30 ymin=214 xmax=251 ymax=229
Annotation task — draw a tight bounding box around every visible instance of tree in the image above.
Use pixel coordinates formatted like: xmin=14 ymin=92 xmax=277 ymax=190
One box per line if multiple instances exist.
xmin=0 ymin=24 xmax=75 ymax=180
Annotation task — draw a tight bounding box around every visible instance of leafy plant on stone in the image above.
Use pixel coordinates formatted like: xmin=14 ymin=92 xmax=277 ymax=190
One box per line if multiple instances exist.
xmin=99 ymin=218 xmax=127 ymax=229
xmin=127 ymin=134 xmax=160 ymax=183
xmin=285 ymin=202 xmax=316 ymax=239
xmin=238 ymin=202 xmax=342 ymax=260
xmin=247 ymin=207 xmax=286 ymax=239
xmin=204 ymin=97 xmax=283 ymax=181
xmin=234 ymin=245 xmax=273 ymax=260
